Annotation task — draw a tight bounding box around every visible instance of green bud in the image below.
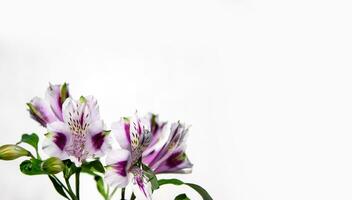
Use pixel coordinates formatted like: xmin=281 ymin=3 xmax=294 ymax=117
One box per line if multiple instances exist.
xmin=60 ymin=83 xmax=69 ymax=105
xmin=42 ymin=157 xmax=64 ymax=174
xmin=0 ymin=144 xmax=31 ymax=160
xmin=79 ymin=96 xmax=87 ymax=103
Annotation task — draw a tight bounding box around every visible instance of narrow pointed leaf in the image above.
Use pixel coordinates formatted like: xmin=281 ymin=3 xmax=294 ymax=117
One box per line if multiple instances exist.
xmin=142 ymin=164 xmax=159 ymax=190
xmin=48 ymin=175 xmax=69 ymax=199
xmin=175 ymin=193 xmax=191 ymax=200
xmin=94 ymin=176 xmax=107 ymax=199
xmin=158 ymin=178 xmax=213 ymax=200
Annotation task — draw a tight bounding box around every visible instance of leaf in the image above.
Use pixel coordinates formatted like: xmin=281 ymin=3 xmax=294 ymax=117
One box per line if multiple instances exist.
xmin=20 ymin=159 xmax=46 ymax=175
xmin=89 ymin=160 xmax=105 ymax=173
xmin=82 ymin=160 xmax=105 ymax=174
xmin=94 ymin=175 xmax=107 ymax=199
xmin=158 ymin=179 xmax=213 ymax=200
xmin=158 ymin=178 xmax=183 ymax=186
xmin=20 ymin=133 xmax=39 ymax=150
xmin=142 ymin=164 xmax=159 ymax=190
xmin=48 ymin=175 xmax=69 ymax=199
xmin=175 ymin=193 xmax=191 ymax=200
xmin=185 ymin=183 xmax=212 ymax=200
xmin=63 ymin=159 xmax=77 ymax=179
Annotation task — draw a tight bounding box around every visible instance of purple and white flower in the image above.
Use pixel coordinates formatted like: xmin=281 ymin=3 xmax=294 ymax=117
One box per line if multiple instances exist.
xmin=27 ymin=83 xmax=69 ymax=127
xmin=105 ymin=114 xmax=153 ymax=200
xmin=42 ymin=96 xmax=111 ymax=166
xmin=143 ymin=121 xmax=193 ymax=174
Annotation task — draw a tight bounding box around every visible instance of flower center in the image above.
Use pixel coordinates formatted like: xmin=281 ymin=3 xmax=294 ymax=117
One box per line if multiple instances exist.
xmin=67 ymin=110 xmax=90 ymax=162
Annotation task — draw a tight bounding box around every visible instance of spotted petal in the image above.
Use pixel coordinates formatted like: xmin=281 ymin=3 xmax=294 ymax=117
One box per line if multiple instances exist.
xmin=105 ymin=149 xmax=132 ymax=188
xmin=131 ymin=167 xmax=152 ymax=200
xmin=130 ymin=115 xmax=151 ymax=151
xmin=85 ymin=96 xmax=100 ymax=122
xmin=62 ymin=97 xmax=91 ymax=128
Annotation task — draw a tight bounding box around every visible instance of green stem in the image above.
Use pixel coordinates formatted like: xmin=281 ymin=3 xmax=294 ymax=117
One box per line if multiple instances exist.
xmin=75 ymin=168 xmax=81 ymax=200
xmin=130 ymin=193 xmax=136 ymax=200
xmin=109 ymin=186 xmax=118 ymax=200
xmin=35 ymin=147 xmax=41 ymax=160
xmin=106 ymin=186 xmax=110 ymax=200
xmin=65 ymin=177 xmax=77 ymax=200
xmin=121 ymin=188 xmax=125 ymax=200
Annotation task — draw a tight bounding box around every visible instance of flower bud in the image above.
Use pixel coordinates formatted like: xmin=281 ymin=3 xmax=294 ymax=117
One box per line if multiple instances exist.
xmin=0 ymin=144 xmax=31 ymax=160
xmin=42 ymin=157 xmax=64 ymax=174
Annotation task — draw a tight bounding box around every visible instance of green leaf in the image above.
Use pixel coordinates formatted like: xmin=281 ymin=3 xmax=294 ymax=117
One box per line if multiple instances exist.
xmin=82 ymin=160 xmax=105 ymax=174
xmin=48 ymin=175 xmax=69 ymax=199
xmin=89 ymin=160 xmax=105 ymax=173
xmin=158 ymin=179 xmax=213 ymax=200
xmin=20 ymin=133 xmax=39 ymax=150
xmin=94 ymin=176 xmax=107 ymax=199
xmin=20 ymin=159 xmax=45 ymax=175
xmin=142 ymin=164 xmax=159 ymax=190
xmin=186 ymin=183 xmax=212 ymax=200
xmin=175 ymin=193 xmax=191 ymax=200
xmin=63 ymin=160 xmax=77 ymax=179
xmin=158 ymin=178 xmax=183 ymax=186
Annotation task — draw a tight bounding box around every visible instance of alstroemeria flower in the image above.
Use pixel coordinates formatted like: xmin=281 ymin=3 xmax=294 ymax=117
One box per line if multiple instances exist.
xmin=143 ymin=122 xmax=193 ymax=174
xmin=42 ymin=96 xmax=111 ymax=166
xmin=105 ymin=114 xmax=153 ymax=200
xmin=27 ymin=83 xmax=69 ymax=127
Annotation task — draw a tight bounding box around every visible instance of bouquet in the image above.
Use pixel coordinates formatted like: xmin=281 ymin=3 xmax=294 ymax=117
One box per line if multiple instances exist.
xmin=0 ymin=83 xmax=212 ymax=200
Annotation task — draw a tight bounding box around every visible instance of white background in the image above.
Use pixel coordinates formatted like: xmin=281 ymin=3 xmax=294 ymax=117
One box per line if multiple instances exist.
xmin=0 ymin=0 xmax=352 ymax=199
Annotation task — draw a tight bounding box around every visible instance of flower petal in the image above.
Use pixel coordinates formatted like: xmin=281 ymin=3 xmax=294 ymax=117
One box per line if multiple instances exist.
xmin=130 ymin=115 xmax=152 ymax=151
xmin=85 ymin=96 xmax=100 ymax=122
xmin=63 ymin=97 xmax=91 ymax=127
xmin=131 ymin=167 xmax=152 ymax=200
xmin=145 ymin=122 xmax=190 ymax=172
xmin=45 ymin=83 xmax=68 ymax=121
xmin=112 ymin=118 xmax=131 ymax=150
xmin=105 ymin=149 xmax=131 ymax=188
xmin=154 ymin=149 xmax=193 ymax=174
xmin=27 ymin=97 xmax=58 ymax=127
xmin=62 ymin=97 xmax=78 ymax=124
xmin=43 ymin=122 xmax=71 ymax=159
xmin=104 ymin=169 xmax=130 ymax=188
xmin=130 ymin=115 xmax=142 ymax=150
xmin=147 ymin=113 xmax=167 ymax=148
xmin=86 ymin=120 xmax=111 ymax=156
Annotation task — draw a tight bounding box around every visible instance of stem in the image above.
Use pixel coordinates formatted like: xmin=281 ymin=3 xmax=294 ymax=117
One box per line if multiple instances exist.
xmin=109 ymin=186 xmax=118 ymax=200
xmin=35 ymin=146 xmax=41 ymax=160
xmin=121 ymin=188 xmax=125 ymax=200
xmin=65 ymin=177 xmax=77 ymax=200
xmin=130 ymin=193 xmax=136 ymax=200
xmin=75 ymin=168 xmax=81 ymax=200
xmin=106 ymin=186 xmax=110 ymax=200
